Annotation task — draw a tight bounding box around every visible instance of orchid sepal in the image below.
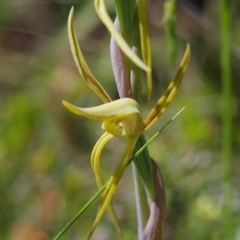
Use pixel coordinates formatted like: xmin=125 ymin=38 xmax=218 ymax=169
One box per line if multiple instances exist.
xmin=94 ymin=0 xmax=150 ymax=73
xmin=143 ymin=44 xmax=190 ymax=130
xmin=68 ymin=7 xmax=111 ymax=103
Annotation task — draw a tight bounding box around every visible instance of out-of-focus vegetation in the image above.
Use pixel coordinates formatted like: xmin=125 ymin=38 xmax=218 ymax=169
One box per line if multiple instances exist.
xmin=0 ymin=0 xmax=239 ymax=239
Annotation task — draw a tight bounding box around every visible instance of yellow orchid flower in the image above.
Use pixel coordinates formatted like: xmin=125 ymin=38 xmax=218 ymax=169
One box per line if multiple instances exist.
xmin=63 ymin=7 xmax=190 ymax=239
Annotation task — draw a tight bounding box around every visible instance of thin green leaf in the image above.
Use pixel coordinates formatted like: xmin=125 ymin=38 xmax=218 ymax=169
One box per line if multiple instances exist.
xmin=114 ymin=0 xmax=136 ymax=45
xmin=53 ymin=186 xmax=105 ymax=240
xmin=137 ymin=0 xmax=152 ymax=99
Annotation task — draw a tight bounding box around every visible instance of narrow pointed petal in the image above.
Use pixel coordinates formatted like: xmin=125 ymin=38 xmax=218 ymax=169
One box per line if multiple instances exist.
xmin=91 ymin=133 xmax=123 ymax=236
xmin=137 ymin=0 xmax=152 ymax=99
xmin=91 ymin=133 xmax=114 ymax=187
xmin=68 ymin=7 xmax=111 ymax=103
xmin=143 ymin=44 xmax=190 ymax=130
xmin=87 ymin=137 xmax=138 ymax=239
xmin=94 ymin=0 xmax=150 ymax=72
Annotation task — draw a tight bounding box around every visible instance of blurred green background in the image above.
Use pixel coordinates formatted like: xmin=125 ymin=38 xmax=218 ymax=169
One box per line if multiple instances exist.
xmin=0 ymin=0 xmax=239 ymax=239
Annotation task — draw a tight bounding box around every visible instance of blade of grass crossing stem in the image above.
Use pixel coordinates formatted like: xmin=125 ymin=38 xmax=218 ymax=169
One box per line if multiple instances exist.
xmin=53 ymin=186 xmax=105 ymax=240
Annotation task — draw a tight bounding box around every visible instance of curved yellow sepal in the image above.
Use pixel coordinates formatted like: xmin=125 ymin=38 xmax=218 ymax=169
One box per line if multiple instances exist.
xmin=68 ymin=7 xmax=111 ymax=103
xmin=94 ymin=0 xmax=150 ymax=73
xmin=143 ymin=44 xmax=190 ymax=130
xmin=91 ymin=133 xmax=123 ymax=237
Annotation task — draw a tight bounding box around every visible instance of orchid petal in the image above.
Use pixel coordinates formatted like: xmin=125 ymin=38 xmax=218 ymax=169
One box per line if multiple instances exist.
xmin=62 ymin=98 xmax=143 ymax=136
xmin=137 ymin=0 xmax=152 ymax=99
xmin=68 ymin=7 xmax=111 ymax=103
xmin=91 ymin=132 xmax=123 ymax=236
xmin=91 ymin=133 xmax=114 ymax=187
xmin=88 ymin=137 xmax=138 ymax=239
xmin=94 ymin=0 xmax=150 ymax=73
xmin=143 ymin=44 xmax=190 ymax=130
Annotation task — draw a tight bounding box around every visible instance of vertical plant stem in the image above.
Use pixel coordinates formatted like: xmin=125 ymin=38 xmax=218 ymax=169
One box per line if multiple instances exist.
xmin=220 ymin=0 xmax=233 ymax=239
xmin=132 ymin=163 xmax=148 ymax=240
xmin=131 ymin=74 xmax=149 ymax=240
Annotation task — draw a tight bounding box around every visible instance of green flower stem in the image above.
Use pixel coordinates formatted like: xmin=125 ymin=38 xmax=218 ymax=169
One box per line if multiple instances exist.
xmin=52 ymin=108 xmax=184 ymax=240
xmin=130 ymin=9 xmax=151 ymax=232
xmin=220 ymin=0 xmax=234 ymax=239
xmin=131 ymin=46 xmax=142 ymax=101
xmin=131 ymin=63 xmax=150 ymax=239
